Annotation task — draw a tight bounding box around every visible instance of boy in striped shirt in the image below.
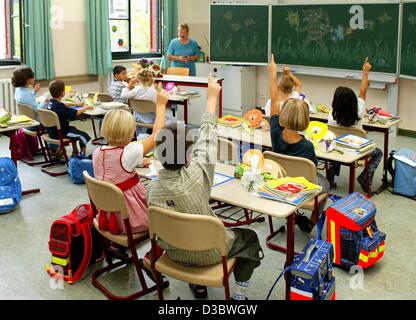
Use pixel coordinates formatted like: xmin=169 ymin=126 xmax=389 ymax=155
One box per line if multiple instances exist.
xmin=109 ymin=66 xmax=136 ymax=103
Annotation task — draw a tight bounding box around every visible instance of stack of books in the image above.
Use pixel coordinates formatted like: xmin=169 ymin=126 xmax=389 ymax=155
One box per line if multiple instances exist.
xmin=334 ymin=134 xmax=375 ymax=155
xmin=256 ymin=177 xmax=322 ymax=206
xmin=218 ymin=115 xmax=243 ymax=128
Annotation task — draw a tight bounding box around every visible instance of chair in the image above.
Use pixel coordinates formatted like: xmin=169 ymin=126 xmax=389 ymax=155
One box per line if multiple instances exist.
xmin=37 ymin=109 xmax=70 ymax=177
xmin=97 ymin=93 xmax=114 ymax=103
xmin=129 ymin=99 xmax=156 ymax=131
xmin=84 ymin=172 xmax=162 ymax=300
xmin=263 ymin=151 xmax=329 ymax=254
xmin=167 ymin=67 xmax=190 ymax=76
xmin=17 ymin=104 xmax=49 ymax=166
xmin=213 ymin=138 xmax=265 ymax=227
xmin=328 ymin=125 xmax=372 ymax=195
xmin=148 ymin=206 xmax=236 ymax=300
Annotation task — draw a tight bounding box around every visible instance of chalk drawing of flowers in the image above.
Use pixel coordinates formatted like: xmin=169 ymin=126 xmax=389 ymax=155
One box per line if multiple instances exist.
xmin=334 ymin=25 xmax=345 ymax=41
xmin=286 ymin=10 xmax=300 ymax=28
xmin=230 ymin=23 xmax=241 ymax=32
xmin=364 ymin=20 xmax=375 ymax=31
xmin=409 ymin=14 xmax=416 ymax=25
xmin=244 ymin=18 xmax=256 ymax=28
xmin=379 ymin=12 xmax=392 ymax=24
xmin=223 ymin=12 xmax=233 ymax=22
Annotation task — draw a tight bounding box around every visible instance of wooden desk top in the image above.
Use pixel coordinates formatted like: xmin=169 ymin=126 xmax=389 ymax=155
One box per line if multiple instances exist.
xmin=156 ymin=75 xmax=224 ymax=84
xmin=0 ymin=121 xmax=40 ymax=133
xmin=137 ymin=162 xmax=298 ymax=219
xmin=217 ymin=125 xmax=375 ymax=164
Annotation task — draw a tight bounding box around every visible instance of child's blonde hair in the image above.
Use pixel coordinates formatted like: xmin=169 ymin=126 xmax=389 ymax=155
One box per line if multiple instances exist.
xmin=279 ymin=99 xmax=310 ymax=132
xmin=278 ymin=75 xmax=295 ymax=94
xmin=101 ymin=110 xmax=136 ymax=145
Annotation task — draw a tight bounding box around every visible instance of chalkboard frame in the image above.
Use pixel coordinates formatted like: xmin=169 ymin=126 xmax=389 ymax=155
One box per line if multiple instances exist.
xmin=209 ymin=3 xmax=272 ymax=66
xmin=270 ymin=2 xmax=402 ymax=82
xmin=400 ymin=1 xmax=416 ymax=80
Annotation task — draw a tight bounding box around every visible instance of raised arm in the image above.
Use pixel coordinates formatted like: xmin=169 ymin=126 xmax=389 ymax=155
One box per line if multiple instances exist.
xmin=360 ymin=57 xmax=372 ymax=101
xmin=268 ymin=55 xmax=281 ymax=116
xmin=141 ymin=83 xmax=168 ymax=155
xmin=284 ymin=66 xmax=302 ymax=92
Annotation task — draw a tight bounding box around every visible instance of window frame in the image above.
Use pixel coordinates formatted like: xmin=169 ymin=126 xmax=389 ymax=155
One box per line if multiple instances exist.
xmin=110 ymin=0 xmax=163 ymax=61
xmin=0 ymin=0 xmax=24 ymax=66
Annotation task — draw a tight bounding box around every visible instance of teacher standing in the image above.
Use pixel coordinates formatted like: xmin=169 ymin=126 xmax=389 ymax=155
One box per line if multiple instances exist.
xmin=167 ymin=24 xmax=201 ymax=76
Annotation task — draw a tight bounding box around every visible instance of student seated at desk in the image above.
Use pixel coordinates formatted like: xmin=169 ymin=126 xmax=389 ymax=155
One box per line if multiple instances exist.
xmin=327 ymin=58 xmax=383 ymax=193
xmin=121 ymin=61 xmax=175 ymax=139
xmin=47 ymin=80 xmax=93 ymax=156
xmin=109 ymin=65 xmax=136 ymax=104
xmin=268 ymin=55 xmax=330 ymax=233
xmin=12 ymin=67 xmax=47 ymax=123
xmin=264 ymin=65 xmax=303 ymax=117
xmin=148 ymin=77 xmax=263 ymax=301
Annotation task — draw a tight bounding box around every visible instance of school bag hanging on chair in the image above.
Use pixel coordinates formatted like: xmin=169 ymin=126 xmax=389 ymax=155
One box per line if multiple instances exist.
xmin=318 ymin=193 xmax=386 ymax=270
xmin=388 ymin=149 xmax=416 ymax=200
xmin=68 ymin=154 xmax=94 ymax=185
xmin=0 ymin=158 xmax=22 ymax=214
xmin=46 ymin=204 xmax=103 ymax=284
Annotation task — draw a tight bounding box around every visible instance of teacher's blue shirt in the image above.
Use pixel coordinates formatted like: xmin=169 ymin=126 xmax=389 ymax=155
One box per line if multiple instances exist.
xmin=167 ymin=38 xmax=200 ymax=76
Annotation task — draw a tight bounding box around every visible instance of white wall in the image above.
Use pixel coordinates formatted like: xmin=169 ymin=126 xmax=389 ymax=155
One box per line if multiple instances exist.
xmin=178 ymin=0 xmax=415 ymax=131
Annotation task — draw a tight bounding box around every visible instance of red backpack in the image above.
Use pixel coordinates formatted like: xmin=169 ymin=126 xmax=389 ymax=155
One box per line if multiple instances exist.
xmin=15 ymin=129 xmax=40 ymax=161
xmin=46 ymin=204 xmax=103 ymax=284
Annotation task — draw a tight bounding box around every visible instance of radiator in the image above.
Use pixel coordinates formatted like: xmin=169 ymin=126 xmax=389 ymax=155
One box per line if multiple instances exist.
xmin=0 ymin=79 xmax=16 ymax=114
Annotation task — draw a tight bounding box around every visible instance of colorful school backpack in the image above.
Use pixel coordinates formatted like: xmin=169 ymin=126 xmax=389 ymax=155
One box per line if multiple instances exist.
xmin=322 ymin=193 xmax=386 ymax=269
xmin=290 ymin=239 xmax=336 ymax=301
xmin=15 ymin=129 xmax=40 ymax=161
xmin=0 ymin=158 xmax=22 ymax=214
xmin=388 ymin=149 xmax=416 ymax=199
xmin=68 ymin=154 xmax=94 ymax=185
xmin=46 ymin=204 xmax=103 ymax=284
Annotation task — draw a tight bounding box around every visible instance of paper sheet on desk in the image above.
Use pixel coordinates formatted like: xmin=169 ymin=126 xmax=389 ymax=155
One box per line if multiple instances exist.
xmin=213 ymin=173 xmax=235 ymax=188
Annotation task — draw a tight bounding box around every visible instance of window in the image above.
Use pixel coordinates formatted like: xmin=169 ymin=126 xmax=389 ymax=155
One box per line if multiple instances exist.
xmin=0 ymin=0 xmax=24 ymax=65
xmin=109 ymin=0 xmax=162 ymax=60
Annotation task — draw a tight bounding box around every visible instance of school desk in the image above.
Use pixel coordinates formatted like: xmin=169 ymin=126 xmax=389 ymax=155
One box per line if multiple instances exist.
xmin=0 ymin=121 xmax=41 ymax=196
xmin=309 ymin=112 xmax=402 ymax=194
xmin=155 ymin=75 xmax=225 ymax=118
xmin=217 ymin=125 xmax=375 ymax=194
xmin=136 ymin=162 xmax=316 ymax=301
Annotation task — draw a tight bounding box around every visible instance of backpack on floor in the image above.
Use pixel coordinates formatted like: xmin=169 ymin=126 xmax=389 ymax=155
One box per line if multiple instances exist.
xmin=388 ymin=149 xmax=416 ymax=199
xmin=15 ymin=129 xmax=40 ymax=161
xmin=68 ymin=154 xmax=94 ymax=185
xmin=0 ymin=158 xmax=22 ymax=214
xmin=319 ymin=193 xmax=386 ymax=270
xmin=46 ymin=204 xmax=103 ymax=284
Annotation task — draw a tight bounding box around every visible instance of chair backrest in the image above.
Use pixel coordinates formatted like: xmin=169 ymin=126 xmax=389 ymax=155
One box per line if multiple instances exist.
xmin=98 ymin=93 xmax=114 ymax=103
xmin=38 ymin=109 xmax=61 ymax=130
xmin=129 ymin=99 xmax=156 ymax=115
xmin=217 ymin=138 xmax=239 ymax=164
xmin=17 ymin=103 xmax=37 ymax=120
xmin=148 ymin=206 xmax=228 ymax=256
xmin=264 ymin=151 xmax=318 ymax=184
xmin=84 ymin=172 xmax=129 ymax=220
xmin=167 ymin=67 xmax=190 ymax=76
xmin=328 ymin=125 xmax=367 ymax=139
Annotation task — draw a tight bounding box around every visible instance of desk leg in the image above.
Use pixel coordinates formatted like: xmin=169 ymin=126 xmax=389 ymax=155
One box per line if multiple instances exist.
xmin=375 ymin=129 xmax=390 ymax=195
xmin=91 ymin=118 xmax=98 ymax=139
xmin=184 ymin=100 xmax=189 ymax=125
xmin=349 ymin=163 xmax=356 ymax=194
xmin=218 ymin=80 xmax=223 ymax=118
xmin=285 ymin=213 xmax=296 ymax=300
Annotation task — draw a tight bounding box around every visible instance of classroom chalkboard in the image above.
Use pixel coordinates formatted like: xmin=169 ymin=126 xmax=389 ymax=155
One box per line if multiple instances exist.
xmin=210 ymin=4 xmax=270 ymax=65
xmin=272 ymin=4 xmax=400 ymax=74
xmin=401 ymin=2 xmax=416 ymax=78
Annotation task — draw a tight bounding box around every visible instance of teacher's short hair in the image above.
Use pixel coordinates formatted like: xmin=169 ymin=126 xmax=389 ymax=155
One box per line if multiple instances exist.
xmin=178 ymin=23 xmax=190 ymax=33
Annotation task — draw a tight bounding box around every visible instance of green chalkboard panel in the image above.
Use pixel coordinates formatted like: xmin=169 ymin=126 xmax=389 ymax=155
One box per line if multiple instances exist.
xmin=272 ymin=4 xmax=400 ymax=74
xmin=401 ymin=2 xmax=416 ymax=78
xmin=210 ymin=4 xmax=270 ymax=64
